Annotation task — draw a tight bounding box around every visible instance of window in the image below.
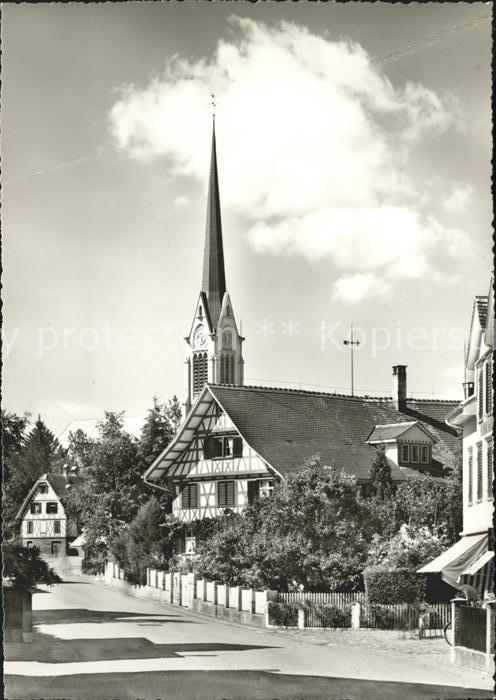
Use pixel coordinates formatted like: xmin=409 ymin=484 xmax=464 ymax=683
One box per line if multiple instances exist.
xmin=247 ymin=480 xmax=260 ymax=504
xmin=30 ymin=502 xmax=41 ymax=515
xmin=467 ymin=447 xmax=473 ymax=505
xmin=411 ymin=445 xmax=419 ymax=463
xmin=46 ymin=502 xmax=58 ymax=514
xmin=217 ymin=480 xmax=236 ymax=508
xmin=203 ymin=435 xmax=243 ymax=459
xmin=220 ymin=353 xmax=235 ymax=384
xmin=38 ymin=483 xmax=48 ymax=494
xmin=193 ymin=352 xmax=208 ymax=394
xmin=54 ymin=520 xmax=61 ymax=534
xmin=27 ymin=521 xmax=33 ymax=534
xmin=184 ymin=531 xmax=196 ymax=555
xmin=476 ymin=444 xmax=483 ymax=501
xmin=400 ymin=444 xmax=410 ymax=462
xmin=51 ymin=541 xmax=62 ymax=556
xmin=478 ymin=367 xmax=484 ymax=420
xmin=487 ymin=442 xmax=493 ymax=500
xmin=485 ymin=359 xmax=493 ymax=416
xmin=26 ymin=541 xmax=33 ymax=548
xmin=420 ymin=445 xmax=430 ymax=464
xmin=181 ymin=483 xmax=198 ymax=509
xmin=259 ymin=480 xmax=274 ymax=498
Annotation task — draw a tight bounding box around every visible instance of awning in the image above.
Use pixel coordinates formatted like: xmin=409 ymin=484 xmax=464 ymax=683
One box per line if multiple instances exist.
xmin=418 ymin=533 xmax=488 ymax=589
xmin=459 ymin=550 xmax=494 ymax=595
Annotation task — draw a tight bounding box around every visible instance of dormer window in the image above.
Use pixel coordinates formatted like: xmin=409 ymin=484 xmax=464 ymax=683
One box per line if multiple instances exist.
xmin=421 ymin=445 xmax=430 ymax=464
xmin=411 ymin=445 xmax=419 ymax=463
xmin=401 ymin=444 xmax=410 ymax=462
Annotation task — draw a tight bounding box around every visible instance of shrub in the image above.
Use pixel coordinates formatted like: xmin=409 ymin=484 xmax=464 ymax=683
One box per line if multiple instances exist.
xmin=312 ymin=604 xmax=351 ymax=628
xmin=364 ymin=569 xmax=427 ymax=604
xmin=81 ymin=557 xmax=105 ymax=576
xmin=2 ymin=544 xmax=61 ymax=590
xmin=268 ymin=601 xmax=298 ymax=627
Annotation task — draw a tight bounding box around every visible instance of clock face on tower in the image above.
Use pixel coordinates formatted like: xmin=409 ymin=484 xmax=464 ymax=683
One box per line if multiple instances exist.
xmin=193 ymin=326 xmax=207 ymax=349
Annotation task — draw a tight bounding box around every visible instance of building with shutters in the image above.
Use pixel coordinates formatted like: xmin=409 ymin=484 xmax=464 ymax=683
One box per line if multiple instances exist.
xmin=143 ymin=120 xmax=462 ymax=554
xmin=15 ymin=470 xmax=80 ymax=557
xmin=420 ymin=278 xmax=494 ymax=596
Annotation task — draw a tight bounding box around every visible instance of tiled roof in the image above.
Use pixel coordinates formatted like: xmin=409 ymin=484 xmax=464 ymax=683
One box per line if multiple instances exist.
xmin=367 ymin=422 xmax=417 ymax=443
xmin=208 ymin=385 xmax=460 ymax=481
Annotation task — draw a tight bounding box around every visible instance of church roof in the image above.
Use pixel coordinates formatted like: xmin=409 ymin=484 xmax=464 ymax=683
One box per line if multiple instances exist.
xmin=145 ymin=384 xmax=460 ymax=485
xmin=208 ymin=385 xmax=459 ymax=480
xmin=202 ymin=122 xmax=226 ymax=330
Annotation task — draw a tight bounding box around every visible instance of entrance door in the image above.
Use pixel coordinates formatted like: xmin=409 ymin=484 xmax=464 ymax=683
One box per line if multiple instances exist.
xmin=51 ymin=541 xmax=62 ymax=556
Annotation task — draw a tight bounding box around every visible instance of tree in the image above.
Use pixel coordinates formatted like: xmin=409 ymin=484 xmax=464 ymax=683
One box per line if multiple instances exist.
xmin=365 ymin=523 xmax=449 ymax=571
xmin=64 ymin=412 xmax=147 ymax=568
xmin=118 ymin=498 xmax=173 ymax=585
xmin=3 ymin=543 xmax=61 ymax=590
xmin=3 ymin=416 xmax=64 ymax=537
xmin=369 ymin=447 xmax=395 ymax=501
xmin=2 ymin=410 xmax=30 ymax=481
xmin=197 ymin=456 xmax=370 ymax=591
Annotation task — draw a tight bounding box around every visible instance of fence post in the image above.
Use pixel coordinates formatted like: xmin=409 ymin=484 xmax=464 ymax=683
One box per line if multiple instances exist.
xmin=250 ymin=588 xmax=256 ymax=614
xmin=450 ymin=597 xmax=464 ymax=663
xmin=485 ymin=602 xmax=495 ymax=674
xmin=297 ymin=607 xmax=305 ymax=630
xmin=351 ymin=602 xmax=361 ymax=630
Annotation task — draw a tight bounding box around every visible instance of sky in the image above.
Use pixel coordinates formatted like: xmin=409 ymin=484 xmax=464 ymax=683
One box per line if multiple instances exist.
xmin=2 ymin=1 xmax=493 ymax=437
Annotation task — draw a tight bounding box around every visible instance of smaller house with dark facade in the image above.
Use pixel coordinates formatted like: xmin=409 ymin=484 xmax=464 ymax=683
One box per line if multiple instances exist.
xmin=15 ymin=470 xmax=79 ymax=558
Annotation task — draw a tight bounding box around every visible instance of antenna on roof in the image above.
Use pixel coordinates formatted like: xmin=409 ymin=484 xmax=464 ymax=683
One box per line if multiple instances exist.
xmin=343 ymin=324 xmax=360 ymax=397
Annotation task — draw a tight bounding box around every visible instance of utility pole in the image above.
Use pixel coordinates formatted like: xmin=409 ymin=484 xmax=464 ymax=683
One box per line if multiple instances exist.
xmin=343 ymin=324 xmax=360 ymax=396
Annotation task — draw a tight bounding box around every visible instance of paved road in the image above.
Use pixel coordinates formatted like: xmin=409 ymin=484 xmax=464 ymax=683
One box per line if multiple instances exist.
xmin=5 ymin=579 xmax=493 ymax=700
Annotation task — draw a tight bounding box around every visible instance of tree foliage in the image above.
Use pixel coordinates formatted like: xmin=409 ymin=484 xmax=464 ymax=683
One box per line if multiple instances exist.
xmin=3 ymin=415 xmax=64 ymax=537
xmin=369 ymin=447 xmax=395 ymax=501
xmin=3 ymin=543 xmax=62 ymax=590
xmin=197 ymin=457 xmax=370 ymax=591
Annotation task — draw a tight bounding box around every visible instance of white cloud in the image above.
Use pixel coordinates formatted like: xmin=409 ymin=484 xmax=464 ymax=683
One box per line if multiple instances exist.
xmin=173 ymin=195 xmax=190 ymax=209
xmin=109 ymin=17 xmax=466 ymax=298
xmin=442 ymin=183 xmax=473 ymax=213
xmin=332 ymin=273 xmax=389 ymax=304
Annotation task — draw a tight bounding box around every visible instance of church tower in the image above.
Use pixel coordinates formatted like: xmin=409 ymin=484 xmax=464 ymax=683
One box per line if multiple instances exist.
xmin=183 ymin=119 xmax=244 ymax=414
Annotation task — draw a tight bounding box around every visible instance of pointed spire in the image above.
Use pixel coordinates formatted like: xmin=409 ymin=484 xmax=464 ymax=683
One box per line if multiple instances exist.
xmin=202 ymin=116 xmax=226 ymax=329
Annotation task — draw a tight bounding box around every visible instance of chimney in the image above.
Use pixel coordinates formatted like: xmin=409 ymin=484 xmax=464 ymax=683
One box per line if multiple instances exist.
xmin=392 ymin=365 xmax=407 ymax=411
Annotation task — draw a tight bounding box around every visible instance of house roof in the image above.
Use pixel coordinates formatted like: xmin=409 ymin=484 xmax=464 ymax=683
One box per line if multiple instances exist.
xmin=366 ymin=421 xmax=437 ymax=444
xmin=15 ymin=472 xmax=78 ymax=521
xmin=145 ymin=384 xmax=460 ymax=485
xmin=58 ymin=414 xmax=146 ymax=448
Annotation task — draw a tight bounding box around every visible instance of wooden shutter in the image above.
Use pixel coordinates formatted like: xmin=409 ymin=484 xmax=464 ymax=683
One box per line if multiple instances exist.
xmin=217 ymin=481 xmax=227 ymax=507
xmin=485 ymin=359 xmax=493 ymax=415
xmin=487 ymin=443 xmax=493 ymax=499
xmin=468 ymin=447 xmax=473 ymax=504
xmin=478 ymin=367 xmax=484 ymax=420
xmin=189 ymin=483 xmax=198 ymax=508
xmin=477 ymin=445 xmax=483 ymax=501
xmin=226 ymin=481 xmax=236 ymax=507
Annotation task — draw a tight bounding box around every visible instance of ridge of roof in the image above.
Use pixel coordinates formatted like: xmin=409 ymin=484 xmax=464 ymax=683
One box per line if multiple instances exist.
xmin=207 ymin=384 xmax=459 ymax=405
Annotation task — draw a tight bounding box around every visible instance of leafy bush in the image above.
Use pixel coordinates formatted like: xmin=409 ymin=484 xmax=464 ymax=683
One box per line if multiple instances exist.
xmin=312 ymin=604 xmax=351 ymax=628
xmin=81 ymin=557 xmax=105 ymax=575
xmin=268 ymin=601 xmax=298 ymax=627
xmin=364 ymin=569 xmax=427 ymax=604
xmin=3 ymin=544 xmax=61 ymax=590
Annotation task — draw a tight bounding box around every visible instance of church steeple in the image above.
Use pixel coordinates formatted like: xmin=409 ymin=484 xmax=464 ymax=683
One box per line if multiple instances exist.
xmin=202 ymin=119 xmax=226 ymax=330
xmin=183 ymin=114 xmax=244 ymax=416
